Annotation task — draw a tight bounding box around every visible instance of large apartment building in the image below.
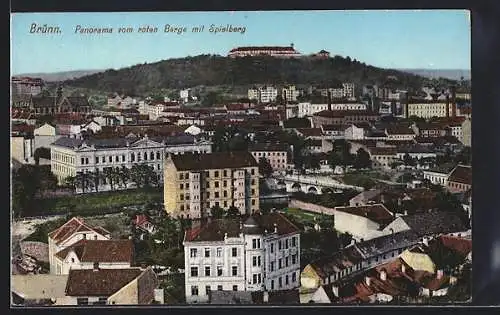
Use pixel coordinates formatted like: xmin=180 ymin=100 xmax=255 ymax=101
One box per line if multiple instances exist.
xmin=407 ymin=101 xmax=456 ymax=119
xmin=49 ymin=134 xmax=212 ymax=189
xmin=248 ymin=86 xmax=279 ymax=104
xmin=286 ymin=102 xmax=367 ymax=119
xmin=163 ymin=152 xmax=260 ymax=218
xmin=183 ymin=213 xmax=301 ymax=303
xmin=249 ymin=143 xmax=289 ymax=171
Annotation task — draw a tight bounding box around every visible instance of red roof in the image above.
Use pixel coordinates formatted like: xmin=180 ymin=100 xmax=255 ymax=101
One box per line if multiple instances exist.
xmin=54 ymin=239 xmax=134 ymax=263
xmin=48 ymin=217 xmax=110 ymax=245
xmin=226 ymin=103 xmax=248 ymax=111
xmin=334 ymin=204 xmax=394 ymax=225
xmin=439 ymin=235 xmax=472 ymax=257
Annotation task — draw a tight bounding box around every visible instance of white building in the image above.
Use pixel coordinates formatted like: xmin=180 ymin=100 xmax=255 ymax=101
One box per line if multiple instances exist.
xmin=282 ymin=85 xmax=301 ymax=102
xmin=107 ymin=95 xmax=136 ymax=109
xmin=52 ymin=239 xmax=133 ymax=275
xmin=423 ymin=168 xmax=452 ymax=186
xmin=183 ymin=213 xmax=301 ymax=304
xmin=49 ymin=134 xmax=213 ymax=190
xmin=180 ymin=89 xmax=192 ymax=103
xmin=48 ymin=217 xmax=111 ymax=275
xmin=287 ymin=102 xmax=367 ymax=119
xmin=344 ymin=124 xmax=367 ymax=140
xmin=248 ymin=86 xmax=278 ymax=104
xmin=138 ymin=101 xmax=181 ymax=120
xmin=333 ymin=204 xmax=395 ymax=242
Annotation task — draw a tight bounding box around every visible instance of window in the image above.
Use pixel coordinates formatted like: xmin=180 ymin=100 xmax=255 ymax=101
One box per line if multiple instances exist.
xmin=223 ymin=180 xmax=227 ymax=187
xmin=206 ymin=182 xmax=210 ymax=188
xmin=77 ymin=298 xmax=89 ymax=305
xmin=131 ymin=153 xmax=135 ymax=162
xmin=215 ymin=192 xmax=219 ymax=198
xmin=252 ymin=199 xmax=256 ymax=206
xmin=252 ymin=239 xmax=257 ymax=249
xmin=292 ymin=237 xmax=296 ymax=247
xmin=292 ymin=255 xmax=297 ymax=265
xmin=278 ymin=241 xmax=282 ymax=250
xmin=156 ymin=152 xmax=161 ymax=160
xmin=206 ymin=192 xmax=210 ymax=198
xmin=191 ymin=286 xmax=198 ymax=296
xmin=217 ymin=285 xmax=223 ymax=291
xmin=251 ymin=168 xmax=255 ymax=175
xmin=285 ymin=239 xmax=289 ymax=249
xmin=190 ymin=248 xmax=197 ymax=258
xmin=109 ymin=156 xmax=112 ymax=163
xmin=285 ymin=257 xmax=289 ymax=267
xmin=205 ymin=248 xmax=210 ymax=258
xmin=279 ymin=277 xmax=283 ymax=288
xmin=217 ymin=266 xmax=223 ymax=276
xmin=233 ymin=285 xmax=238 ymax=291
xmin=232 ymin=266 xmax=238 ymax=276
xmin=205 ymin=286 xmax=211 ymax=295
xmin=253 ymin=256 xmax=257 ymax=266
xmin=71 ymin=258 xmax=75 ymax=263
xmin=223 ymin=170 xmax=227 ymax=177
xmin=258 ymin=274 xmax=262 ymax=284
xmin=215 ymin=171 xmax=219 ymax=177
xmin=258 ymin=256 xmax=261 ymax=266
xmin=270 ymin=261 xmax=275 ymax=272
xmin=215 ymin=181 xmax=219 ymax=188
xmin=292 ymin=272 xmax=297 ymax=283
xmin=270 ymin=243 xmax=274 ymax=253
xmin=95 ymin=157 xmax=99 ymax=164
xmin=190 ymin=267 xmax=198 ymax=277
xmin=180 ymin=174 xmax=184 ymax=180
xmin=253 ymin=274 xmax=258 ymax=284
xmin=216 ymin=248 xmax=222 ymax=257
xmin=81 ymin=158 xmax=85 ymax=165
xmin=205 ymin=171 xmax=209 ymax=178
xmin=180 ymin=184 xmax=184 ymax=189
xmin=180 ymin=194 xmax=184 ymax=201
xmin=232 ymin=248 xmax=237 ymax=257
xmin=205 ymin=266 xmax=211 ymax=276
xmin=271 ymin=280 xmax=275 ymax=290
xmin=251 ymin=179 xmax=255 ymax=185
xmin=279 ymin=259 xmax=282 ymax=269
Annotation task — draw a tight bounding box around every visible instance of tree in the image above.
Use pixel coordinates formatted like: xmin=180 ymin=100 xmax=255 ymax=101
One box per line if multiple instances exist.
xmin=328 ymin=151 xmax=343 ymax=170
xmin=403 ymin=153 xmax=416 ymax=166
xmin=118 ymin=166 xmax=131 ymax=189
xmin=33 ymin=147 xmax=51 ymax=165
xmin=258 ymin=158 xmax=273 ymax=177
xmin=103 ymin=167 xmax=118 ymax=191
xmin=210 ymin=206 xmax=225 ymax=219
xmin=130 ymin=164 xmax=158 ymax=189
xmin=354 ymin=148 xmax=371 ymax=169
xmin=226 ymin=206 xmax=240 ymax=217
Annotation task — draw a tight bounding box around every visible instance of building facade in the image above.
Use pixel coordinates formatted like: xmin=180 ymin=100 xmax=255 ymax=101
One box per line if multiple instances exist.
xmin=163 ymin=152 xmax=260 ymax=218
xmin=282 ymin=85 xmax=301 ymax=102
xmin=249 ymin=143 xmax=289 ymax=171
xmin=183 ymin=214 xmax=301 ymax=303
xmin=228 ymin=45 xmax=301 ymax=58
xmin=248 ymin=86 xmax=279 ymax=104
xmin=49 ymin=135 xmax=212 ymax=189
xmin=407 ymin=102 xmax=455 ymax=119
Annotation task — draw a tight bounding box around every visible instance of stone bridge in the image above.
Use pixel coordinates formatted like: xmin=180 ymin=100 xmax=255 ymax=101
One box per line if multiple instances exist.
xmin=277 ymin=175 xmax=364 ymax=195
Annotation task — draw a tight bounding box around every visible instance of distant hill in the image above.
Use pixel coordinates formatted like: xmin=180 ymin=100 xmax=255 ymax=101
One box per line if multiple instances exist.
xmin=64 ymin=55 xmax=458 ymax=95
xmin=15 ymin=70 xmax=104 ymax=82
xmin=398 ymin=69 xmax=471 ymax=81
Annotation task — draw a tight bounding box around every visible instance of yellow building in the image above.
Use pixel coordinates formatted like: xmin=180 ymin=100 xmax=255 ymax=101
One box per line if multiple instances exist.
xmin=163 ymin=152 xmax=260 ymax=218
xmin=407 ymin=102 xmax=455 ymax=119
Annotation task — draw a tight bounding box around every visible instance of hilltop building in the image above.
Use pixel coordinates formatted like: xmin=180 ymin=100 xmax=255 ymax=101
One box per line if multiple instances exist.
xmin=228 ymin=44 xmax=301 ymax=58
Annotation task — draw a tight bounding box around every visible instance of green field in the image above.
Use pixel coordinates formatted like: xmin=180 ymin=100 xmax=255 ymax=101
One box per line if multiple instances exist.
xmin=33 ymin=188 xmax=163 ymax=217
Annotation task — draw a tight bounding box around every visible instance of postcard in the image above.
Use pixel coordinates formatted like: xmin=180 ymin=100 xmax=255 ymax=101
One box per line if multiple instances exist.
xmin=11 ymin=10 xmax=472 ymax=306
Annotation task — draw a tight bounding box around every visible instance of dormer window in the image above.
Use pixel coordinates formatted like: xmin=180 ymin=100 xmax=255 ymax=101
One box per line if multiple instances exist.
xmin=71 ymin=258 xmax=75 ymax=263
xmin=83 ymin=233 xmax=87 ymax=239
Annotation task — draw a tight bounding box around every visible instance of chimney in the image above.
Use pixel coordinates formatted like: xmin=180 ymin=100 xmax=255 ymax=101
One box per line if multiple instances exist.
xmin=327 ymin=90 xmax=332 ymax=111
xmin=380 ymin=270 xmax=387 ymax=281
xmin=380 ymin=194 xmax=385 ymax=204
xmin=263 ymin=291 xmax=269 ymax=303
xmin=365 ymin=276 xmax=371 ymax=286
xmin=437 ymin=269 xmax=444 ymax=280
xmin=274 ymin=223 xmax=278 ymax=233
xmin=404 ymin=210 xmax=408 ymax=216
xmin=224 ymin=233 xmax=228 ymax=241
xmin=401 ymin=264 xmax=406 ymax=274
xmin=332 ymin=285 xmax=339 ymax=297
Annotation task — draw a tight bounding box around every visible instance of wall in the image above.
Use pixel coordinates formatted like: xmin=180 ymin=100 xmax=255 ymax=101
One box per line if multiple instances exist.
xmin=334 ymin=211 xmax=384 ymax=241
xmin=288 ymin=199 xmax=335 ymax=216
xmin=107 ymin=277 xmax=139 ymax=305
xmin=20 ymin=241 xmax=49 ymax=262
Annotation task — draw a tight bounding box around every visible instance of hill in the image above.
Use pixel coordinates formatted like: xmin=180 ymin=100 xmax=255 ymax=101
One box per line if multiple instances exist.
xmin=16 ymin=70 xmax=104 ymax=82
xmin=64 ymin=54 xmax=458 ymax=95
xmin=398 ymin=69 xmax=471 ymax=81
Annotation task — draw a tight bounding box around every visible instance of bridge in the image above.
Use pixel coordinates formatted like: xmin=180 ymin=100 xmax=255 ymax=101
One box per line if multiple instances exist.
xmin=277 ymin=175 xmax=364 ymax=195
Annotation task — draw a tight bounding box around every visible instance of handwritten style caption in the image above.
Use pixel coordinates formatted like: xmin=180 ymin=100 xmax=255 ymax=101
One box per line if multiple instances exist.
xmin=29 ymin=23 xmax=247 ymax=35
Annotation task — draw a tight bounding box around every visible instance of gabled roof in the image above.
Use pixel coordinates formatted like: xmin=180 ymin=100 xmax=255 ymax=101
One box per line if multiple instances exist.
xmin=48 ymin=217 xmax=110 ymax=245
xmin=65 ymin=268 xmax=143 ymax=297
xmin=54 ymin=239 xmax=134 ymax=263
xmin=448 ymin=165 xmax=472 ymax=185
xmin=353 ymin=231 xmax=420 ymax=259
xmin=308 ymin=246 xmax=364 ymax=279
xmin=334 ymin=204 xmax=394 ymax=226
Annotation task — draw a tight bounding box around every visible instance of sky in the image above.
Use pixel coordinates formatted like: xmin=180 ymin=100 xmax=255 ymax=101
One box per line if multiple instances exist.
xmin=11 ymin=10 xmax=471 ymax=74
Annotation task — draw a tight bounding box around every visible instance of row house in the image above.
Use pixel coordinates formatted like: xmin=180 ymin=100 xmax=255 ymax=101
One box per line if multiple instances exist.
xmin=311 ymin=110 xmax=380 ymax=128
xmin=407 ymin=101 xmax=456 ymax=119
xmin=320 ymin=124 xmax=345 ymax=139
xmin=183 ymin=214 xmax=301 ymax=303
xmin=248 ymin=86 xmax=279 ymax=104
xmin=288 ymin=102 xmax=367 ymax=119
xmin=422 ymin=164 xmax=457 ymax=186
xmin=385 ymin=126 xmax=416 ymax=141
xmin=395 ymin=145 xmax=437 ymax=161
xmin=368 ymin=147 xmax=398 ymax=169
xmin=163 ymin=151 xmax=260 ymax=218
xmin=49 ymin=134 xmax=212 ymax=189
xmin=107 ymin=94 xmax=137 ymax=110
xmin=446 ymin=165 xmax=472 ymax=193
